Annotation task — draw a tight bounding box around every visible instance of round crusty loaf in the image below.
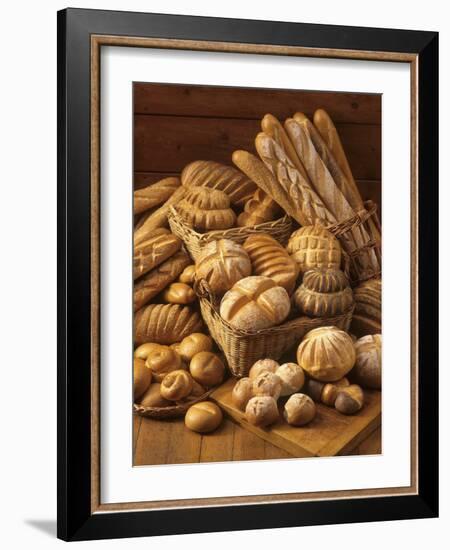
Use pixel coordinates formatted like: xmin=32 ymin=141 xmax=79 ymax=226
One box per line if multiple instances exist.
xmin=248 ymin=358 xmax=279 ymax=380
xmin=220 ymin=276 xmax=290 ymax=332
xmin=245 ymin=396 xmax=279 ymax=427
xmin=287 ymin=223 xmax=341 ymax=275
xmin=195 ymin=239 xmax=252 ymax=295
xmin=181 ymin=160 xmax=256 ymax=208
xmin=243 ymin=234 xmax=299 ymax=294
xmin=231 ymin=377 xmax=253 ymax=411
xmin=276 ymin=363 xmax=305 ymax=396
xmin=297 ymin=326 xmax=356 ymax=382
xmin=134 ymin=303 xmax=203 ymax=345
xmin=177 ymin=187 xmax=236 ymax=231
xmin=284 ymin=393 xmax=316 ymax=426
xmin=351 ymin=334 xmax=382 ymax=389
xmin=293 ymin=268 xmax=354 ymax=317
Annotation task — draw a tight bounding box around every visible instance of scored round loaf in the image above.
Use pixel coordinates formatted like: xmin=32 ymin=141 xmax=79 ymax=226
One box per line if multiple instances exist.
xmin=220 ymin=276 xmax=291 ymax=332
xmin=145 ymin=345 xmax=182 ymax=382
xmin=251 ymin=371 xmax=282 ymax=400
xmin=245 ymin=396 xmax=279 ymax=427
xmin=276 ymin=363 xmax=305 ymax=396
xmin=231 ymin=377 xmax=253 ymax=411
xmin=189 ymin=351 xmax=225 ymax=387
xmin=176 ymin=187 xmax=236 ymax=231
xmin=160 ymin=370 xmax=193 ymax=401
xmin=287 ymin=223 xmax=341 ymax=275
xmin=133 ymin=358 xmax=152 ymax=399
xmin=297 ymin=326 xmax=356 ymax=382
xmin=284 ymin=393 xmax=316 ymax=426
xmin=185 ymin=401 xmax=223 ymax=433
xmin=181 ymin=160 xmax=257 ymax=208
xmin=294 ymin=268 xmax=354 ymax=317
xmin=195 ymin=239 xmax=252 ymax=295
xmin=243 ymin=234 xmax=299 ymax=294
xmin=134 ymin=303 xmax=203 ymax=345
xmin=351 ymin=278 xmax=382 ymax=337
xmin=248 ymin=358 xmax=280 ymax=380
xmin=351 ymin=334 xmax=382 ymax=389
xmin=178 ymin=333 xmax=213 ymax=363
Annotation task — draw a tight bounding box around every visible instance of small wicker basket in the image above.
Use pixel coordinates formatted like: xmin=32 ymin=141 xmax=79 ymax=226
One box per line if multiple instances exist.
xmin=133 ymin=388 xmax=215 ymax=419
xmin=168 ymin=205 xmax=292 ymax=261
xmin=195 ymin=280 xmax=354 ymax=378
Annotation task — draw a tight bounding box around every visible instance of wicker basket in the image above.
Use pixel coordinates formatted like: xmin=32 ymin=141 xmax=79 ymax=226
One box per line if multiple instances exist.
xmin=195 ymin=280 xmax=354 ymax=378
xmin=133 ymin=388 xmax=215 ymax=419
xmin=168 ymin=205 xmax=292 ymax=261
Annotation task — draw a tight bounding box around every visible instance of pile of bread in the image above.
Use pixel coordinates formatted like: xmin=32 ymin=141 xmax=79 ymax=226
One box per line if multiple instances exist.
xmin=233 ymin=330 xmax=381 ymax=428
xmin=132 ymin=107 xmax=382 ymax=435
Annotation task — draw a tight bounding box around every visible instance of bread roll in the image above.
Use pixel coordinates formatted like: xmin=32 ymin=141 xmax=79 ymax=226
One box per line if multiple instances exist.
xmin=189 ymin=351 xmax=225 ymax=387
xmin=134 ymin=304 xmax=203 ymax=345
xmin=139 ymin=383 xmax=171 ymax=408
xmin=176 ymin=187 xmax=236 ymax=231
xmin=287 ymin=224 xmax=341 ymax=275
xmin=231 ymin=378 xmax=253 ymax=410
xmin=243 ymin=234 xmax=299 ymax=294
xmin=220 ymin=276 xmax=290 ymax=331
xmin=335 ymin=385 xmax=364 ymax=415
xmin=351 ymin=334 xmax=382 ymax=389
xmin=293 ymin=268 xmax=353 ymax=317
xmin=145 ymin=345 xmax=182 ymax=382
xmin=251 ymin=371 xmax=282 ymax=400
xmin=284 ymin=393 xmax=316 ymax=426
xmin=181 ymin=160 xmax=256 ymax=208
xmin=195 ymin=239 xmax=251 ymax=295
xmin=134 ymin=358 xmax=152 ymax=399
xmin=185 ymin=401 xmax=223 ymax=433
xmin=134 ymin=342 xmax=162 ymax=361
xmin=297 ymin=326 xmax=356 ymax=382
xmin=134 ymin=177 xmax=180 ymax=215
xmin=237 ymin=189 xmax=281 ymax=227
xmin=179 ymin=265 xmax=196 ymax=285
xmin=133 ymin=228 xmax=181 ymax=280
xmin=160 ymin=370 xmax=193 ymax=401
xmin=163 ymin=282 xmax=196 ymax=304
xmin=276 ymin=363 xmax=305 ymax=396
xmin=178 ymin=333 xmax=213 ymax=363
xmin=351 ymin=278 xmax=382 ymax=337
xmin=249 ymin=358 xmax=279 ymax=380
xmin=321 ymin=378 xmax=350 ymax=407
xmin=245 ymin=396 xmax=279 ymax=427
xmin=134 ymin=250 xmax=190 ymax=311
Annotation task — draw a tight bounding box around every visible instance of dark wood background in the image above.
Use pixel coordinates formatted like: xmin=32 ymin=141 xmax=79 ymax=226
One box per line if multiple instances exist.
xmin=133 ymin=82 xmax=381 ymax=209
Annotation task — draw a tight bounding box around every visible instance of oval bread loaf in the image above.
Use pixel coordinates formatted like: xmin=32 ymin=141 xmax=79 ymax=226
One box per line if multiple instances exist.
xmin=133 ymin=177 xmax=180 ymax=215
xmin=220 ymin=276 xmax=290 ymax=331
xmin=133 ymin=228 xmax=181 ymax=280
xmin=243 ymin=234 xmax=299 ymax=294
xmin=134 ymin=303 xmax=203 ymax=345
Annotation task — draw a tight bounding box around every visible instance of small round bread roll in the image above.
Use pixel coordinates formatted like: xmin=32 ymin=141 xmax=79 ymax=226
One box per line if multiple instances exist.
xmin=251 ymin=371 xmax=282 ymax=400
xmin=321 ymin=378 xmax=350 ymax=407
xmin=134 ymin=358 xmax=152 ymax=399
xmin=145 ymin=346 xmax=182 ymax=382
xmin=245 ymin=396 xmax=279 ymax=427
xmin=276 ymin=363 xmax=305 ymax=396
xmin=190 ymin=351 xmax=225 ymax=387
xmin=185 ymin=401 xmax=223 ymax=433
xmin=351 ymin=334 xmax=382 ymax=389
xmin=160 ymin=370 xmax=193 ymax=401
xmin=249 ymin=358 xmax=279 ymax=380
xmin=139 ymin=383 xmax=171 ymax=408
xmin=163 ymin=282 xmax=196 ymax=305
xmin=231 ymin=377 xmax=253 ymax=410
xmin=134 ymin=342 xmax=162 ymax=361
xmin=335 ymin=385 xmax=364 ymax=415
xmin=284 ymin=394 xmax=316 ymax=426
xmin=179 ymin=264 xmax=196 ymax=285
xmin=178 ymin=333 xmax=213 ymax=363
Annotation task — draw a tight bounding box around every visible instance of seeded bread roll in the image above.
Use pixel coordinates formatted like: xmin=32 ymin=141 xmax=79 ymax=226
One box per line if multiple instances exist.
xmin=220 ymin=276 xmax=290 ymax=332
xmin=134 ymin=304 xmax=203 ymax=345
xmin=176 ymin=187 xmax=236 ymax=231
xmin=297 ymin=326 xmax=356 ymax=382
xmin=181 ymin=160 xmax=256 ymax=208
xmin=133 ymin=228 xmax=181 ymax=280
xmin=134 ymin=177 xmax=180 ymax=215
xmin=195 ymin=239 xmax=252 ymax=296
xmin=133 ymin=250 xmax=190 ymax=311
xmin=243 ymin=234 xmax=299 ymax=294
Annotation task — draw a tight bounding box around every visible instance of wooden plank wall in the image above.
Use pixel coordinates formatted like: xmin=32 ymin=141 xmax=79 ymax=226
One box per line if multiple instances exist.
xmin=133 ymin=83 xmax=381 ymax=209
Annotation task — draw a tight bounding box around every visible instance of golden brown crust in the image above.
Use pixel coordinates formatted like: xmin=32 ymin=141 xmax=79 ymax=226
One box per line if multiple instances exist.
xmin=134 ymin=177 xmax=181 ymax=215
xmin=133 ymin=228 xmax=181 ymax=280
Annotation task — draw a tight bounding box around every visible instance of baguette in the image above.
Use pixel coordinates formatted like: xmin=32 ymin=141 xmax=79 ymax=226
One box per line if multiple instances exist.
xmin=181 ymin=160 xmax=256 ymax=207
xmin=134 ymin=177 xmax=180 ymax=215
xmin=134 ymin=303 xmax=203 ymax=345
xmin=133 ymin=228 xmax=181 ymax=280
xmin=133 ymin=250 xmax=190 ymax=311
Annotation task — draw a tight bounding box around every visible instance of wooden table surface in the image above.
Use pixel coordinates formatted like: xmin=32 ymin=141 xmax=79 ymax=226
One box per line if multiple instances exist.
xmin=133 ymin=414 xmax=381 ymax=466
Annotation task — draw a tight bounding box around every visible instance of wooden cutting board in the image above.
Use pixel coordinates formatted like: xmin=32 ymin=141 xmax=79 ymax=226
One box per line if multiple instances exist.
xmin=210 ymin=378 xmax=381 ymax=458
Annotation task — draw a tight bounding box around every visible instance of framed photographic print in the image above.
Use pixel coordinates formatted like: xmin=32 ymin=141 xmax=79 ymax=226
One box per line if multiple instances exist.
xmin=57 ymin=8 xmax=439 ymax=541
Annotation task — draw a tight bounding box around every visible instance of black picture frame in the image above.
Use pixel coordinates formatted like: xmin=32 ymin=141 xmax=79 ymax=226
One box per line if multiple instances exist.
xmin=57 ymin=8 xmax=438 ymax=541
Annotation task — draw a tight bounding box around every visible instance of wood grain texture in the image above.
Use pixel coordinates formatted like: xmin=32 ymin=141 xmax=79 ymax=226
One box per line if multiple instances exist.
xmin=134 ymin=114 xmax=381 ymax=180
xmin=134 ymin=83 xmax=381 ymax=124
